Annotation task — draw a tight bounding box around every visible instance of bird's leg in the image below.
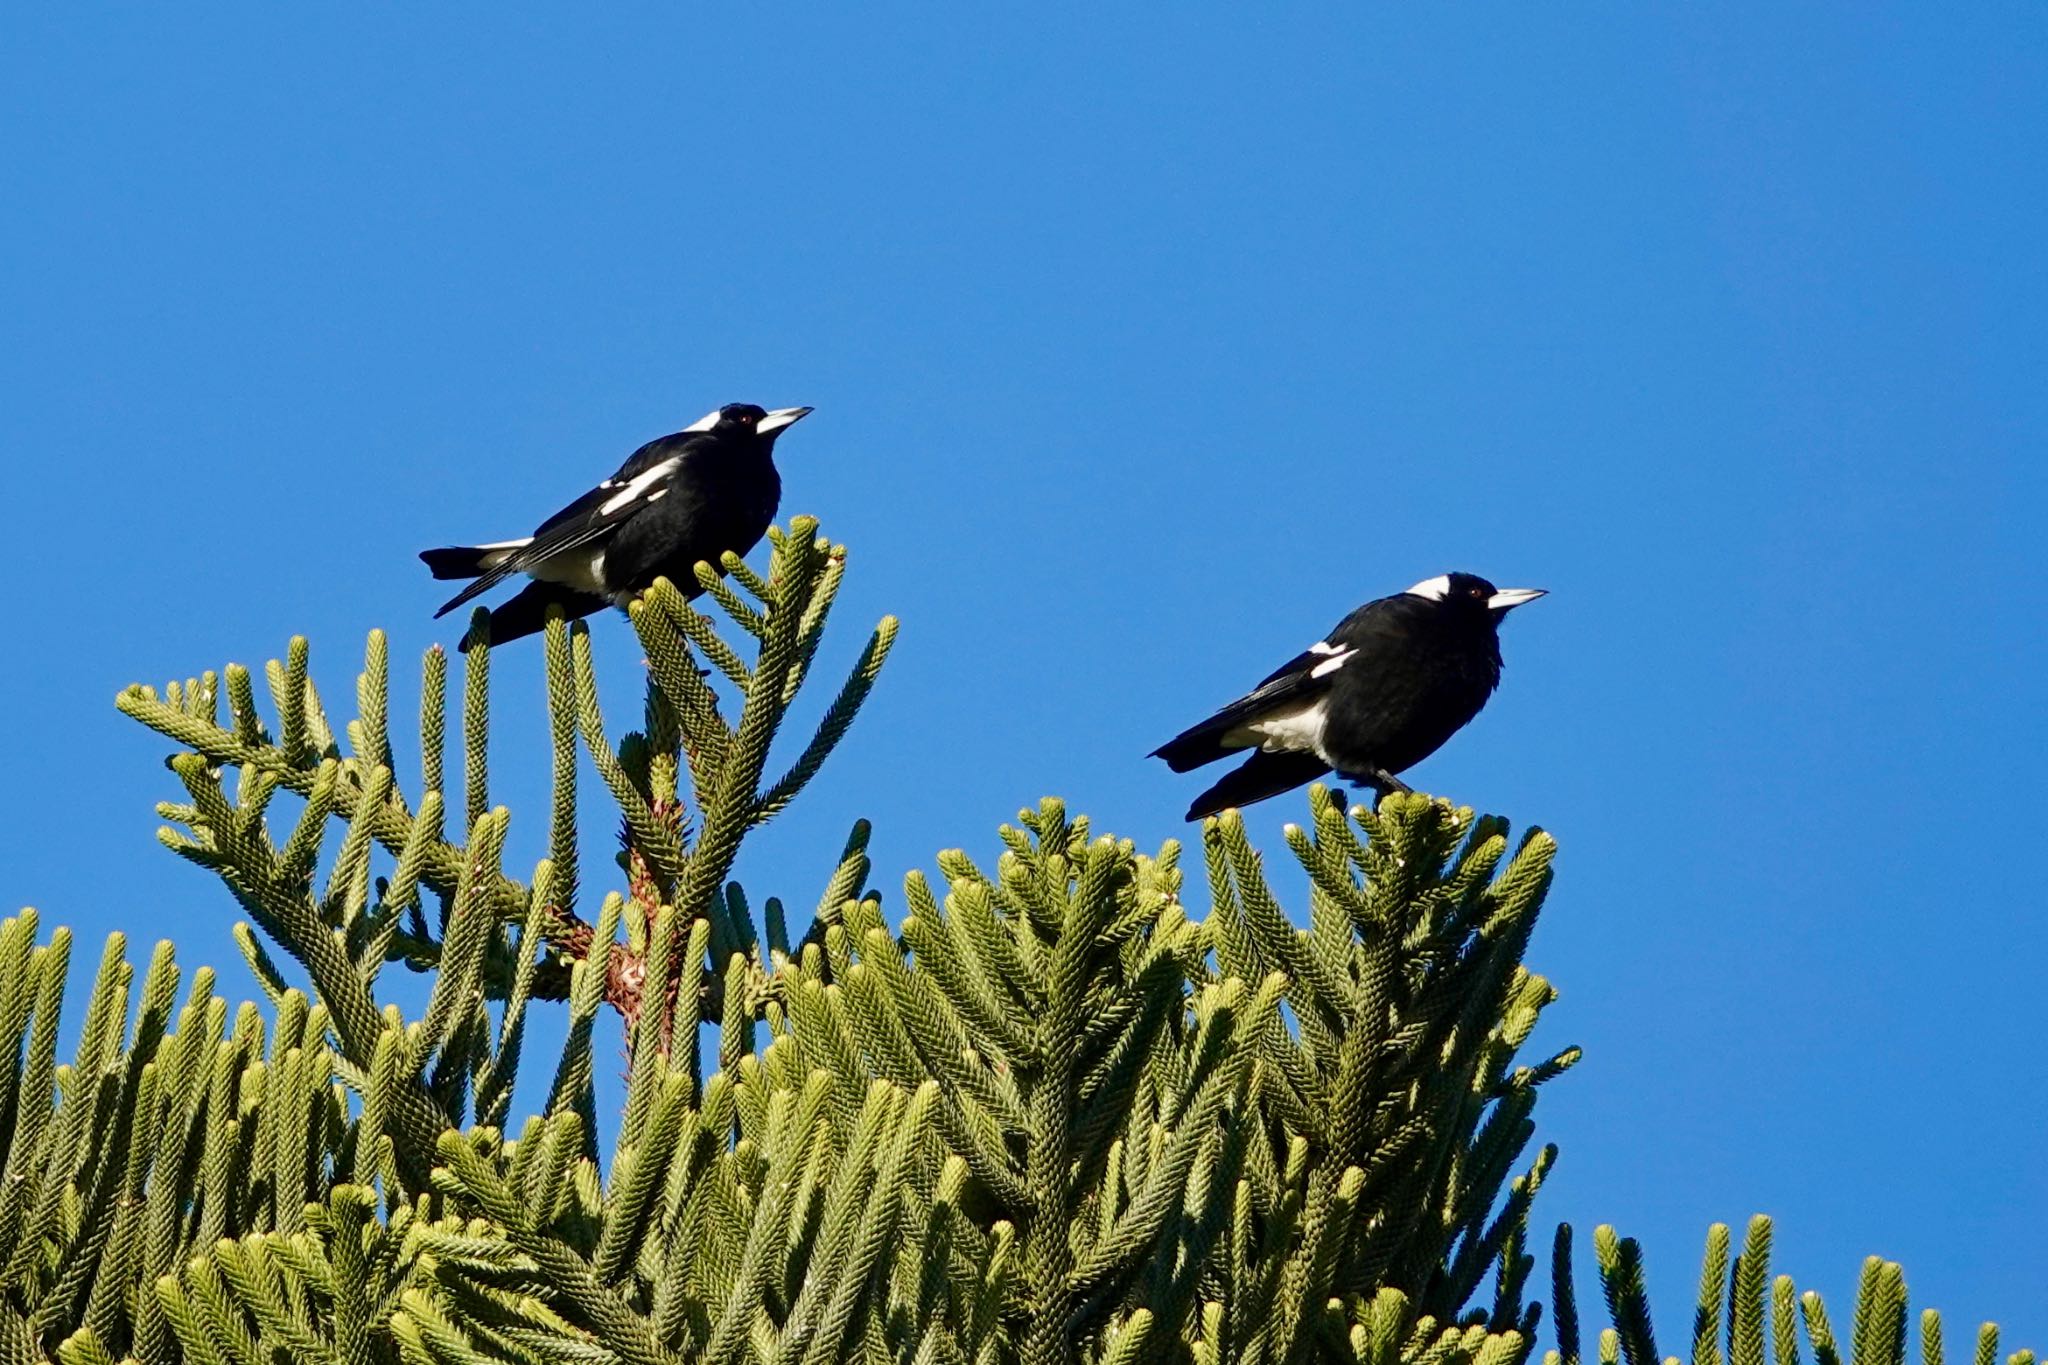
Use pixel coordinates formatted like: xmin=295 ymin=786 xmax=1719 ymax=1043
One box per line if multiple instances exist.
xmin=1370 ymin=768 xmax=1412 ymax=796
xmin=1337 ymin=767 xmax=1412 ymax=807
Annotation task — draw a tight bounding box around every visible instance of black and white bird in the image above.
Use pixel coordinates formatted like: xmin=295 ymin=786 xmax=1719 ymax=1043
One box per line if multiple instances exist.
xmin=1151 ymin=572 xmax=1546 ymax=820
xmin=420 ymin=403 xmax=811 ymax=648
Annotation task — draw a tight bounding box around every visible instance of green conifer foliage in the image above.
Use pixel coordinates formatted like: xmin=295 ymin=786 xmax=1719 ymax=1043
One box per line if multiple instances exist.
xmin=0 ymin=518 xmax=2006 ymax=1363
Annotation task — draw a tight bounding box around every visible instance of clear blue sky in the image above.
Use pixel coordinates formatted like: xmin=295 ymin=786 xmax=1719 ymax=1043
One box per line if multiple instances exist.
xmin=4 ymin=5 xmax=2043 ymax=1347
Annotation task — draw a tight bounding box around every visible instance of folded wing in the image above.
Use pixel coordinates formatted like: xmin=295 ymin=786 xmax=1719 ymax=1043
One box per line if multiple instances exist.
xmin=1149 ymin=646 xmax=1334 ymax=772
xmin=422 ymin=435 xmax=697 ymax=619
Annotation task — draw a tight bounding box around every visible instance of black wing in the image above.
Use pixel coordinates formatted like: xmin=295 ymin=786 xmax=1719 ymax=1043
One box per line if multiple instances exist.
xmin=1150 ymin=593 xmax=1407 ymax=773
xmin=1149 ymin=645 xmax=1334 ymax=773
xmin=523 ymin=431 xmax=700 ymax=538
xmin=430 ymin=505 xmax=616 ymax=617
xmin=431 ymin=435 xmax=697 ymax=619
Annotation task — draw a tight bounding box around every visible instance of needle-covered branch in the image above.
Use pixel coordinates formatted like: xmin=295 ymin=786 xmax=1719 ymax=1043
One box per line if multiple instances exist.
xmin=27 ymin=518 xmax=2028 ymax=1362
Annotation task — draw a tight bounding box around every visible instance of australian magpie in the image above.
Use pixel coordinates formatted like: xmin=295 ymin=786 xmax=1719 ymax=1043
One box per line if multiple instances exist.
xmin=420 ymin=403 xmax=811 ymax=649
xmin=1151 ymin=572 xmax=1546 ymax=820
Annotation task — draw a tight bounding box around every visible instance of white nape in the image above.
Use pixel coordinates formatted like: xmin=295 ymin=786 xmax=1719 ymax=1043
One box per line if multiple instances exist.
xmin=682 ymin=408 xmax=723 ymax=433
xmin=1403 ymin=574 xmax=1452 ymax=601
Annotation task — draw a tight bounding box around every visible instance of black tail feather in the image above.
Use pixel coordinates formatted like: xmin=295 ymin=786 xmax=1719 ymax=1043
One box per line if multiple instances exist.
xmin=457 ymin=581 xmax=610 ymax=653
xmin=1184 ymin=750 xmax=1332 ymax=821
xmin=1150 ymin=721 xmax=1238 ymax=773
xmin=420 ymin=545 xmax=498 ymax=580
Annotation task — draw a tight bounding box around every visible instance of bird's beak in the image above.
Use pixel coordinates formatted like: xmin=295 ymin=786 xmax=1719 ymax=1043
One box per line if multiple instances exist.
xmin=1486 ymin=587 xmax=1547 ymax=611
xmin=757 ymin=406 xmax=813 ymax=435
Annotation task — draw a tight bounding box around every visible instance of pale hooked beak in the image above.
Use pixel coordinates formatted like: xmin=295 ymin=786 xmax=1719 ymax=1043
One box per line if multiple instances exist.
xmin=1486 ymin=587 xmax=1548 ymax=611
xmin=757 ymin=406 xmax=813 ymax=435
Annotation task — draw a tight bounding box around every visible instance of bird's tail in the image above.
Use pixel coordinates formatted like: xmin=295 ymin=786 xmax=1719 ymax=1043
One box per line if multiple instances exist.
xmin=1184 ymin=750 xmax=1332 ymax=822
xmin=1150 ymin=718 xmax=1240 ymax=773
xmin=457 ymin=580 xmax=610 ymax=653
xmin=420 ymin=540 xmax=531 ymax=581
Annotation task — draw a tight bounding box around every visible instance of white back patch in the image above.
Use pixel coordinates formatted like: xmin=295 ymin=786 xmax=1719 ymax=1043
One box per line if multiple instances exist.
xmin=682 ymin=408 xmax=723 ymax=433
xmin=529 ymin=547 xmax=608 ymax=595
xmin=1223 ymin=698 xmax=1330 ymax=757
xmin=598 ymin=457 xmax=681 ymax=516
xmin=1404 ymin=574 xmax=1452 ymax=601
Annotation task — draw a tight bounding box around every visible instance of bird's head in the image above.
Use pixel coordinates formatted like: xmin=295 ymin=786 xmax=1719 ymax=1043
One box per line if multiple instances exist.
xmin=1404 ymin=572 xmax=1547 ymax=620
xmin=682 ymin=403 xmax=814 ymax=441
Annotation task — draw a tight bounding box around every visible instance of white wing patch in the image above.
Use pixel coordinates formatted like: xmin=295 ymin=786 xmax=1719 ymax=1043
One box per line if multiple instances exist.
xmin=1309 ymin=640 xmax=1344 ymax=655
xmin=1309 ymin=649 xmax=1355 ymax=678
xmin=598 ymin=457 xmax=681 ymax=516
xmin=1404 ymin=574 xmax=1452 ymax=601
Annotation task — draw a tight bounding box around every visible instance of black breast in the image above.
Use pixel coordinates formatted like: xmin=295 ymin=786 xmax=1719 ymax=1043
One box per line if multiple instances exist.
xmin=1318 ymin=608 xmax=1504 ymax=777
